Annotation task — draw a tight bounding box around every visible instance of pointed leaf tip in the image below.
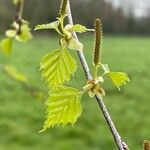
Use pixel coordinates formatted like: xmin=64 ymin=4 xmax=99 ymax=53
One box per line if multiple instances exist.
xmin=41 ymin=86 xmax=83 ymax=131
xmin=40 ymin=49 xmax=77 ymax=88
xmin=108 ymin=72 xmax=130 ymax=90
xmin=0 ymin=38 xmax=13 ymax=55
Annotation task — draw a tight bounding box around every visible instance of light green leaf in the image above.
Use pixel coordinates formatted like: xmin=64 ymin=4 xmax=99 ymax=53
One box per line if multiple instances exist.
xmin=0 ymin=38 xmax=13 ymax=55
xmin=13 ymin=0 xmax=19 ymax=5
xmin=107 ymin=72 xmax=130 ymax=90
xmin=63 ymin=25 xmax=73 ymax=39
xmin=101 ymin=64 xmax=110 ymax=73
xmin=68 ymin=38 xmax=83 ymax=51
xmin=72 ymin=24 xmax=94 ymax=33
xmin=4 ymin=65 xmax=28 ymax=84
xmin=41 ymin=49 xmax=77 ymax=88
xmin=12 ymin=21 xmax=19 ymax=29
xmin=40 ymin=86 xmax=83 ymax=132
xmin=15 ymin=23 xmax=33 ymax=42
xmin=35 ymin=21 xmax=59 ymax=31
xmin=5 ymin=29 xmax=17 ymax=38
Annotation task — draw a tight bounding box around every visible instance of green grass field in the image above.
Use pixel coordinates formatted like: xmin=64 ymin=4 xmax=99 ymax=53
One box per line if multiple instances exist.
xmin=0 ymin=35 xmax=150 ymax=150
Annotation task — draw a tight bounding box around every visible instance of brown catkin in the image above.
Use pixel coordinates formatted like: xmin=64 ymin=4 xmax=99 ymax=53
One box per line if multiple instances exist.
xmin=93 ymin=18 xmax=103 ymax=65
xmin=143 ymin=140 xmax=150 ymax=150
xmin=59 ymin=0 xmax=68 ymax=16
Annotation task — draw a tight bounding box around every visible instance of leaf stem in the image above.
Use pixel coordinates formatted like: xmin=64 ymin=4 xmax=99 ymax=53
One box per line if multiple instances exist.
xmin=55 ymin=28 xmax=63 ymax=36
xmin=19 ymin=0 xmax=24 ymax=19
xmin=66 ymin=1 xmax=129 ymax=150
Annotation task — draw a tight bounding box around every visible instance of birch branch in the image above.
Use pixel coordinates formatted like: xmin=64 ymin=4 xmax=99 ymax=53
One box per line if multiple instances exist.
xmin=67 ymin=1 xmax=129 ymax=150
xmin=15 ymin=0 xmax=24 ymax=34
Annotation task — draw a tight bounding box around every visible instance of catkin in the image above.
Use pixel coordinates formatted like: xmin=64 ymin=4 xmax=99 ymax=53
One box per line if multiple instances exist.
xmin=59 ymin=0 xmax=68 ymax=16
xmin=93 ymin=18 xmax=103 ymax=65
xmin=143 ymin=140 xmax=150 ymax=150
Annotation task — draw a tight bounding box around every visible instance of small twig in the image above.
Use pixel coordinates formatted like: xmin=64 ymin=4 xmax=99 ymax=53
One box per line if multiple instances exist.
xmin=67 ymin=1 xmax=129 ymax=150
xmin=66 ymin=2 xmax=92 ymax=81
xmin=0 ymin=63 xmax=46 ymax=100
xmin=15 ymin=0 xmax=24 ymax=34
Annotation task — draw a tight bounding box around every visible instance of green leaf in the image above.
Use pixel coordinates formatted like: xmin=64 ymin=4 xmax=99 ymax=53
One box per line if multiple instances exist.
xmin=67 ymin=38 xmax=83 ymax=51
xmin=12 ymin=21 xmax=19 ymax=29
xmin=4 ymin=65 xmax=28 ymax=84
xmin=5 ymin=29 xmax=17 ymax=38
xmin=101 ymin=64 xmax=110 ymax=73
xmin=40 ymin=86 xmax=83 ymax=132
xmin=15 ymin=23 xmax=33 ymax=42
xmin=13 ymin=0 xmax=19 ymax=5
xmin=35 ymin=21 xmax=59 ymax=31
xmin=0 ymin=38 xmax=13 ymax=55
xmin=41 ymin=49 xmax=77 ymax=88
xmin=72 ymin=24 xmax=94 ymax=33
xmin=107 ymin=72 xmax=130 ymax=90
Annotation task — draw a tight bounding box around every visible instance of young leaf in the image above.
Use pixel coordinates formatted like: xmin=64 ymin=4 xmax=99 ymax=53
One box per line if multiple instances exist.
xmin=5 ymin=29 xmax=17 ymax=38
xmin=72 ymin=24 xmax=94 ymax=33
xmin=12 ymin=21 xmax=19 ymax=29
xmin=0 ymin=38 xmax=13 ymax=55
xmin=83 ymin=80 xmax=105 ymax=99
xmin=41 ymin=49 xmax=77 ymax=88
xmin=67 ymin=38 xmax=83 ymax=51
xmin=13 ymin=0 xmax=19 ymax=5
xmin=107 ymin=72 xmax=130 ymax=90
xmin=101 ymin=64 xmax=110 ymax=74
xmin=63 ymin=25 xmax=72 ymax=39
xmin=35 ymin=21 xmax=59 ymax=31
xmin=4 ymin=65 xmax=28 ymax=84
xmin=15 ymin=23 xmax=32 ymax=42
xmin=40 ymin=86 xmax=83 ymax=132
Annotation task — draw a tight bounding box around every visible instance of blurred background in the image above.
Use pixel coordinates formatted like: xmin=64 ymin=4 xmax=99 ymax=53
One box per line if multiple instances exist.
xmin=0 ymin=0 xmax=150 ymax=150
xmin=0 ymin=0 xmax=150 ymax=34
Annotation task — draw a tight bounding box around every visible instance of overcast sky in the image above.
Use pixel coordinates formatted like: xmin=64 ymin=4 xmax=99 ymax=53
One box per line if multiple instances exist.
xmin=106 ymin=0 xmax=150 ymax=17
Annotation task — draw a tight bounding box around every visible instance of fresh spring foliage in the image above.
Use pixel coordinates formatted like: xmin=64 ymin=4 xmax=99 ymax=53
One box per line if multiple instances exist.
xmin=40 ymin=86 xmax=83 ymax=132
xmin=35 ymin=5 xmax=94 ymax=130
xmin=3 ymin=65 xmax=28 ymax=84
xmin=40 ymin=48 xmax=77 ymax=88
xmin=102 ymin=64 xmax=130 ymax=90
xmin=13 ymin=0 xmax=20 ymax=5
xmin=35 ymin=1 xmax=130 ymax=131
xmin=0 ymin=0 xmax=32 ymax=55
xmin=83 ymin=18 xmax=130 ymax=100
xmin=0 ymin=0 xmax=39 ymax=100
xmin=0 ymin=38 xmax=13 ymax=55
xmin=5 ymin=21 xmax=32 ymax=43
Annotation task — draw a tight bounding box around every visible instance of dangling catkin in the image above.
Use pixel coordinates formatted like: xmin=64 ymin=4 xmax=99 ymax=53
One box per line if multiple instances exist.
xmin=143 ymin=140 xmax=150 ymax=150
xmin=93 ymin=18 xmax=103 ymax=66
xmin=59 ymin=0 xmax=68 ymax=16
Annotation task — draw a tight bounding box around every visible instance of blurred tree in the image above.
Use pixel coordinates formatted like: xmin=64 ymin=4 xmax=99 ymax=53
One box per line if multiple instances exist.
xmin=0 ymin=0 xmax=14 ymax=32
xmin=0 ymin=0 xmax=149 ymax=35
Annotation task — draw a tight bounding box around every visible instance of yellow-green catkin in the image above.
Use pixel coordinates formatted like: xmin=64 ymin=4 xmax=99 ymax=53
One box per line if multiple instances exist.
xmin=93 ymin=18 xmax=103 ymax=66
xmin=143 ymin=140 xmax=150 ymax=150
xmin=59 ymin=0 xmax=68 ymax=16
